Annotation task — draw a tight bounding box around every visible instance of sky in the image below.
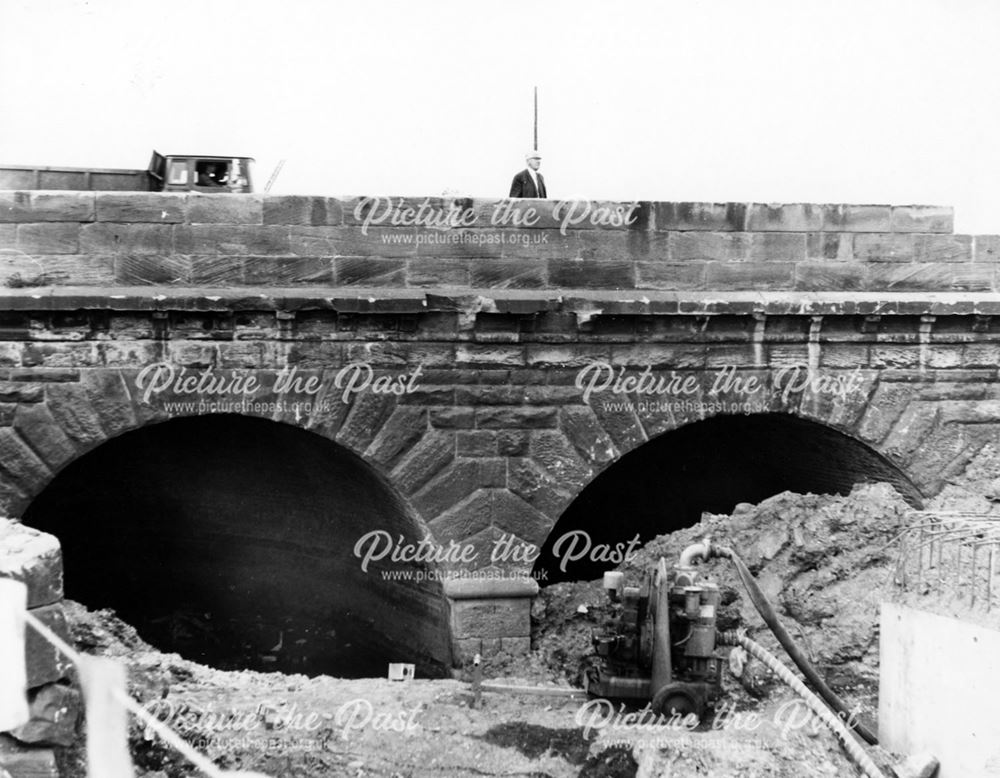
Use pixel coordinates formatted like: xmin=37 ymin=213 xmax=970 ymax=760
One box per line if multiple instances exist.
xmin=2 ymin=0 xmax=999 ymax=232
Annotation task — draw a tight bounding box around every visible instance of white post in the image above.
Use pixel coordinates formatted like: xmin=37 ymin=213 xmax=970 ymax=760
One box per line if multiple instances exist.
xmin=78 ymin=656 xmax=136 ymax=778
xmin=0 ymin=578 xmax=29 ymax=731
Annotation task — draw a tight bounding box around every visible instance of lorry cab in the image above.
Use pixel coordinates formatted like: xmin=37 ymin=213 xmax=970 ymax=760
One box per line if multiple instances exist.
xmin=149 ymin=152 xmax=255 ymax=193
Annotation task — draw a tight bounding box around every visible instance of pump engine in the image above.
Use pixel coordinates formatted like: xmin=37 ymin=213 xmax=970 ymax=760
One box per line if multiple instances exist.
xmin=585 ymin=544 xmax=723 ymax=721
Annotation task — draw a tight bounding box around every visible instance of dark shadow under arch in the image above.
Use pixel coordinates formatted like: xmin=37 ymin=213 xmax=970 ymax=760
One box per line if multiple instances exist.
xmin=23 ymin=414 xmax=451 ymax=677
xmin=533 ymin=412 xmax=923 ymax=583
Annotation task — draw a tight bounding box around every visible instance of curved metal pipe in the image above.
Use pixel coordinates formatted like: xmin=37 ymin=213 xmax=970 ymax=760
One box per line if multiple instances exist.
xmin=678 ymin=538 xmax=712 ymax=568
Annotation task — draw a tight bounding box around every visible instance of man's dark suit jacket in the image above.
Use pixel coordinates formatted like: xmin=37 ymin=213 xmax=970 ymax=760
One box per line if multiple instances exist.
xmin=509 ymin=169 xmax=547 ymax=198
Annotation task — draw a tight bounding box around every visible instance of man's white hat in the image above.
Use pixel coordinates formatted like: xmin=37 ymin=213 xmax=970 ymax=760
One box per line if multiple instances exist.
xmin=525 ymin=150 xmax=542 ymax=160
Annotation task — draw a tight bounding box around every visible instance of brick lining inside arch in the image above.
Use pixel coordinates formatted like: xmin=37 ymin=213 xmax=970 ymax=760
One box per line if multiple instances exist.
xmin=532 ymin=412 xmax=923 ymax=583
xmin=22 ymin=413 xmax=452 ymax=677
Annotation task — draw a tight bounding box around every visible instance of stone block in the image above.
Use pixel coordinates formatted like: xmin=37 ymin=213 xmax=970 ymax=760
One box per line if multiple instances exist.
xmin=174 ymin=224 xmax=290 ymax=255
xmin=0 ymin=735 xmax=59 ymax=778
xmin=406 ymin=258 xmax=470 ymax=287
xmin=654 ymin=202 xmax=747 ymax=231
xmin=189 ymin=255 xmax=245 ymax=285
xmin=474 ymin=407 xmax=557 ymax=429
xmin=24 ymin=603 xmax=72 ymax=687
xmin=412 ymin=458 xmax=505 ymax=521
xmin=890 ymin=205 xmax=953 ymax=233
xmin=244 ymin=257 xmax=332 ymax=284
xmin=748 ymin=233 xmax=807 ymax=262
xmin=470 ymin=259 xmax=546 ymax=289
xmin=867 ymin=263 xmax=994 ymax=292
xmin=114 ymin=254 xmax=192 ymax=285
xmin=822 ymin=204 xmax=893 ymax=232
xmin=95 ymin=192 xmax=186 ymax=223
xmin=449 ymin=597 xmax=531 ymax=639
xmin=27 ymin=193 xmax=95 ymax=223
xmin=913 ymin=234 xmax=973 ymax=263
xmin=0 ymin=430 xmax=50 ymax=497
xmin=186 ymin=194 xmax=262 ymax=224
xmin=807 ymin=232 xmax=853 ymax=261
xmin=669 ymin=231 xmax=748 ymax=262
xmin=0 ymin=520 xmax=62 ymax=608
xmin=456 ymin=430 xmax=497 ymax=457
xmin=704 ymin=261 xmax=795 ymax=289
xmin=334 ymin=257 xmax=407 ymax=285
xmin=635 ymin=261 xmax=706 ymax=290
xmin=78 ymin=223 xmax=173 ymax=255
xmin=15 ymin=224 xmax=78 ymax=255
xmin=548 ymin=259 xmax=635 ymax=289
xmin=853 ymin=233 xmax=915 ymax=262
xmin=8 ymin=683 xmax=80 ymax=747
xmin=451 ymin=637 xmax=482 ymax=664
xmin=794 ymin=262 xmax=867 ymax=291
xmin=746 ymin=203 xmax=822 ymax=232
xmin=974 ymin=235 xmax=1000 ymax=262
xmin=263 ymin=195 xmax=342 ymax=226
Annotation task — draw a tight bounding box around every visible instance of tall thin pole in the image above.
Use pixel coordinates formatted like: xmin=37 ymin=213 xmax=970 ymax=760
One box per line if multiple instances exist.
xmin=533 ymin=86 xmax=538 ymax=150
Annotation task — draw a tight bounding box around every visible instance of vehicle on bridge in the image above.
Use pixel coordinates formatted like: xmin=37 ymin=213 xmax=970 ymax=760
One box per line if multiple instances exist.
xmin=0 ymin=151 xmax=255 ymax=193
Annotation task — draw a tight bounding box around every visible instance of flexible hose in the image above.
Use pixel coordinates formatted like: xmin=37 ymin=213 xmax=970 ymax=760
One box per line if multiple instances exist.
xmin=711 ymin=544 xmax=880 ymax=746
xmin=719 ymin=630 xmax=888 ymax=778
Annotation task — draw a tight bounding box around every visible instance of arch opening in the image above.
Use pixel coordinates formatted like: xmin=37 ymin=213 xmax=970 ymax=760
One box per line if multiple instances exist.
xmin=533 ymin=412 xmax=923 ymax=583
xmin=23 ymin=414 xmax=451 ymax=677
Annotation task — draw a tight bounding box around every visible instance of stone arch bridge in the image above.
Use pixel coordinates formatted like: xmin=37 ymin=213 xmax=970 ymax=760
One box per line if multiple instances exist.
xmin=2 ymin=190 xmax=999 ymax=672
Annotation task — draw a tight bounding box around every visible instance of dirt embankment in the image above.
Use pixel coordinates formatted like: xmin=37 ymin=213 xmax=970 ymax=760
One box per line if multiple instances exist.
xmin=55 ymin=446 xmax=1000 ymax=778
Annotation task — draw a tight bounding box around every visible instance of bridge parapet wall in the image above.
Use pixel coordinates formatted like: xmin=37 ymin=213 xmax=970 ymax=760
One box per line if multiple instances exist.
xmin=2 ymin=192 xmax=993 ymax=294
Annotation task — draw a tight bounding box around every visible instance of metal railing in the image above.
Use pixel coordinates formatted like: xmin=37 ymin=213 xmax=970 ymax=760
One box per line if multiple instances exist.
xmin=894 ymin=511 xmax=1000 ymax=612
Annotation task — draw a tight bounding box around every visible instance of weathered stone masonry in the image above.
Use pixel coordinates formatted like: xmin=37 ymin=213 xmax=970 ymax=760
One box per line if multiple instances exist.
xmin=3 ymin=191 xmax=1000 ymax=664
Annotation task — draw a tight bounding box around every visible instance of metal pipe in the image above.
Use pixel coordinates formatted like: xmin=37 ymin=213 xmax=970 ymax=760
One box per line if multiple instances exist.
xmin=678 ymin=538 xmax=712 ymax=568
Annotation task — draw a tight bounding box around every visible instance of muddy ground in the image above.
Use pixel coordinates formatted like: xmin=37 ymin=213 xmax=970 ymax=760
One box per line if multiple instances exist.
xmin=52 ymin=445 xmax=1000 ymax=778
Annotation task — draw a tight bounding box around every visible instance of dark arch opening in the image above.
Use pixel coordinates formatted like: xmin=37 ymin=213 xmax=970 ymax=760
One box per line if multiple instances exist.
xmin=532 ymin=412 xmax=923 ymax=583
xmin=23 ymin=414 xmax=452 ymax=677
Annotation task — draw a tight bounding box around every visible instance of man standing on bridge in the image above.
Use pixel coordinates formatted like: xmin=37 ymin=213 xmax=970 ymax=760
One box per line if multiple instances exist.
xmin=509 ymin=151 xmax=547 ymax=198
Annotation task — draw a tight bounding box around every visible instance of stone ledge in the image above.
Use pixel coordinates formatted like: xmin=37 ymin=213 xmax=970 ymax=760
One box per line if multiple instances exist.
xmin=3 ymin=287 xmax=1000 ymax=317
xmin=442 ymin=577 xmax=539 ymax=599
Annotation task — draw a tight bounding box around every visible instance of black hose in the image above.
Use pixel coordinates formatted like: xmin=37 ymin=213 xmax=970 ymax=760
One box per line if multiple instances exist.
xmin=712 ymin=544 xmax=880 ymax=746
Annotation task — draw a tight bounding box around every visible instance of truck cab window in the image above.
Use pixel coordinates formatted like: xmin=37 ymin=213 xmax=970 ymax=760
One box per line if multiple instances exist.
xmin=195 ymin=160 xmax=230 ymax=188
xmin=166 ymin=160 xmax=188 ymax=186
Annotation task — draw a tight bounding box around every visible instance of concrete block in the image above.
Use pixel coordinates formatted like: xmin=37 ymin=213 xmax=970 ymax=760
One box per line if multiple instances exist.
xmin=0 ymin=521 xmax=62 ymax=609
xmin=880 ymin=604 xmax=1000 ymax=777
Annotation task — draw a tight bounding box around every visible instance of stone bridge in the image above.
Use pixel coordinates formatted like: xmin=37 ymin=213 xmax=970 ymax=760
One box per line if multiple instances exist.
xmin=1 ymin=190 xmax=999 ymax=675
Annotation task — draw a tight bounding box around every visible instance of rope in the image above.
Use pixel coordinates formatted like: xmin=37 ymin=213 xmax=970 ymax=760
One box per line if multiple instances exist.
xmin=20 ymin=609 xmax=236 ymax=778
